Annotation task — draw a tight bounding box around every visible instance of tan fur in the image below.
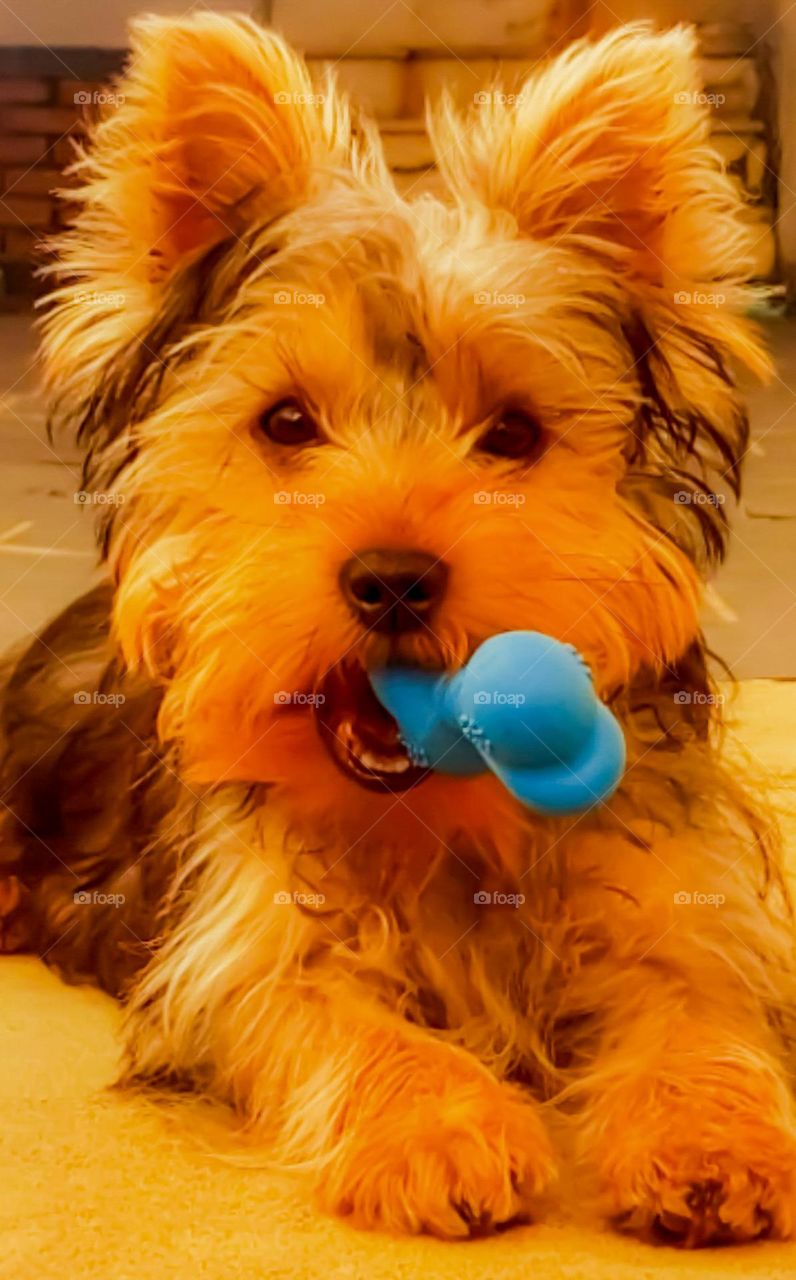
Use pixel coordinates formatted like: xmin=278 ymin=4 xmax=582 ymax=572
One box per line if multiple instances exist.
xmin=35 ymin=14 xmax=796 ymax=1244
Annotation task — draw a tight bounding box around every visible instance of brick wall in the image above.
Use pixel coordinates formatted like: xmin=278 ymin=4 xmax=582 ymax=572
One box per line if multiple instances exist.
xmin=0 ymin=49 xmax=124 ymax=304
xmin=0 ymin=78 xmax=87 ymax=297
xmin=0 ymin=26 xmax=780 ymax=300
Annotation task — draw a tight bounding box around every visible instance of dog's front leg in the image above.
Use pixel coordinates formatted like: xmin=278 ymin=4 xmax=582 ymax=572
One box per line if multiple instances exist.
xmin=560 ymin=824 xmax=796 ymax=1244
xmin=577 ymin=984 xmax=796 ymax=1244
xmin=121 ymin=815 xmax=555 ymax=1237
xmin=130 ymin=974 xmax=555 ymax=1236
xmin=313 ymin=1017 xmax=556 ymax=1236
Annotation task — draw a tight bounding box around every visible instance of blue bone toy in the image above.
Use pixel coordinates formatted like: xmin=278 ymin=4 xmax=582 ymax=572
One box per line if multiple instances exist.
xmin=370 ymin=631 xmax=625 ymax=816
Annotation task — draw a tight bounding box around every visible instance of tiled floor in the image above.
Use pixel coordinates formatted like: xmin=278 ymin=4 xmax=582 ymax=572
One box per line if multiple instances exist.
xmin=0 ymin=315 xmax=100 ymax=654
xmin=0 ymin=312 xmax=794 ymax=676
xmin=707 ymin=315 xmax=796 ymax=676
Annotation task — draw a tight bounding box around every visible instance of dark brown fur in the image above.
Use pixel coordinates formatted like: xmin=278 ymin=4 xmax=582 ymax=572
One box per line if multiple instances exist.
xmin=0 ymin=586 xmax=181 ymax=994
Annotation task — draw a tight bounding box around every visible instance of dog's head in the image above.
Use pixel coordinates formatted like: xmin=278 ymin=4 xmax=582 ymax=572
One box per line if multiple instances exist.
xmin=42 ymin=16 xmax=768 ymax=848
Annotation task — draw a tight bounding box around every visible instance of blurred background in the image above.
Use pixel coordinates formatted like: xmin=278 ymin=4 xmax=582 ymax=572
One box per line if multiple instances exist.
xmin=0 ymin=1 xmax=794 ymax=675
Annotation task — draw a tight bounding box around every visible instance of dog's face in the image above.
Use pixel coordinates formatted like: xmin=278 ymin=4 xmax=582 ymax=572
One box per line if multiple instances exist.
xmin=44 ymin=17 xmax=767 ymax=846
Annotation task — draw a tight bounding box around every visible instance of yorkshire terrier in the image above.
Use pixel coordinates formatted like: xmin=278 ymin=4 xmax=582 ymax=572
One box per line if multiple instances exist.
xmin=2 ymin=13 xmax=795 ymax=1246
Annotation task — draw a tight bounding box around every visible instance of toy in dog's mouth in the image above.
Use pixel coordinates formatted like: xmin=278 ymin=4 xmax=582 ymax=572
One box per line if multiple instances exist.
xmin=315 ymin=660 xmax=430 ymax=792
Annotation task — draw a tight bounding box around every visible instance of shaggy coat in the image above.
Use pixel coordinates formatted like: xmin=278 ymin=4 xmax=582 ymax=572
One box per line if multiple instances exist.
xmin=2 ymin=15 xmax=795 ymax=1245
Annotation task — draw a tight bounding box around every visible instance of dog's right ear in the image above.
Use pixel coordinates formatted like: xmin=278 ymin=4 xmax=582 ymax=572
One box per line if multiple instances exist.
xmin=40 ymin=15 xmax=362 ymax=474
xmin=53 ymin=13 xmax=351 ymax=285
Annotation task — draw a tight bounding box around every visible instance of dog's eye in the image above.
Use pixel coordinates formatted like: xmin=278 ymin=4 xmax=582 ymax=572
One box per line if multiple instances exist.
xmin=258 ymin=399 xmax=319 ymax=446
xmin=477 ymin=410 xmax=543 ymax=460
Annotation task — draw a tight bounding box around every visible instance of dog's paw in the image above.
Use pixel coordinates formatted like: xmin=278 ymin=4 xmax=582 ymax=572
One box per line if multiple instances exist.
xmin=599 ymin=1085 xmax=796 ymax=1246
xmin=320 ymin=1042 xmax=556 ymax=1237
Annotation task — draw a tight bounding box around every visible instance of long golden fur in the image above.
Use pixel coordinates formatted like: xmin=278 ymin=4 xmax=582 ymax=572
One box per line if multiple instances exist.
xmin=2 ymin=12 xmax=795 ymax=1245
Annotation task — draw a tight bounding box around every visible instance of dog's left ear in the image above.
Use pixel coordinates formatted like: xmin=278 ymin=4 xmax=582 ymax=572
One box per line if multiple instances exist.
xmin=433 ymin=25 xmax=761 ymax=309
xmin=432 ymin=24 xmax=770 ymax=555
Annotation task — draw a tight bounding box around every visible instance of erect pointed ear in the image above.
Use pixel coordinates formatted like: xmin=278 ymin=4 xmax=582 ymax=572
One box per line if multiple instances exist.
xmin=431 ymin=23 xmax=759 ymax=294
xmin=60 ymin=13 xmax=352 ymax=284
xmin=431 ymin=23 xmax=771 ymax=549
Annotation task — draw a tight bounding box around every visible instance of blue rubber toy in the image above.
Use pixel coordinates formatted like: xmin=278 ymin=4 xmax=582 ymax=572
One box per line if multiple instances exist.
xmin=370 ymin=631 xmax=625 ymax=816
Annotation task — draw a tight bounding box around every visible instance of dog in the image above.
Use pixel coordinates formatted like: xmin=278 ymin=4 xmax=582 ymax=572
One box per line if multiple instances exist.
xmin=1 ymin=13 xmax=795 ymax=1245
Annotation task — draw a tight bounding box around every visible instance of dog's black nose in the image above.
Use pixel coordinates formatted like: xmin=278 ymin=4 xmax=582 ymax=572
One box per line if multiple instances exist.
xmin=340 ymin=549 xmax=448 ymax=634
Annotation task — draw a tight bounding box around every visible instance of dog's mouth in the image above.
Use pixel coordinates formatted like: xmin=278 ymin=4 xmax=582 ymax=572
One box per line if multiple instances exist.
xmin=314 ymin=660 xmax=430 ymax=792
